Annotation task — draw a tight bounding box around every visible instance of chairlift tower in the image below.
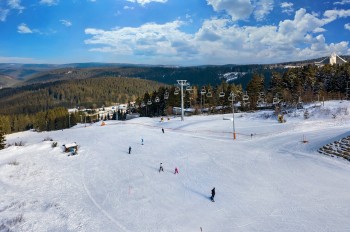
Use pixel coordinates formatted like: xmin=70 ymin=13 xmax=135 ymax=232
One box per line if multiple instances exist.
xmin=346 ymin=81 xmax=350 ymax=100
xmin=228 ymin=92 xmax=236 ymax=140
xmin=177 ymin=80 xmax=188 ymax=121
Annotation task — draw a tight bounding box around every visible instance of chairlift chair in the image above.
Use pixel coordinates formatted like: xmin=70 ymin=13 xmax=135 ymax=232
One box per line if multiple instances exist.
xmin=174 ymin=90 xmax=179 ymax=95
xmin=201 ymin=88 xmax=206 ymax=95
xmin=164 ymin=91 xmax=169 ymax=100
xmin=296 ymin=102 xmax=303 ymax=109
xmin=243 ymin=94 xmax=249 ymax=101
xmin=272 ymin=97 xmax=279 ymax=104
xmin=219 ymin=92 xmax=225 ymax=98
xmin=147 ymin=100 xmax=152 ymax=105
xmin=155 ymin=97 xmax=160 ymax=103
xmin=206 ymin=90 xmax=212 ymax=98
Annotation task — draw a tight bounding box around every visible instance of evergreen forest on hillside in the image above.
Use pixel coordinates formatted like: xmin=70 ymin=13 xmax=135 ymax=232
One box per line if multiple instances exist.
xmin=0 ymin=63 xmax=350 ymax=136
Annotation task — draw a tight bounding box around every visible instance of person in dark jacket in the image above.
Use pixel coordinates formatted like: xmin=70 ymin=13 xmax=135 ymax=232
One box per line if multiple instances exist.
xmin=159 ymin=163 xmax=164 ymax=172
xmin=162 ymin=128 xmax=164 ymax=133
xmin=128 ymin=146 xmax=131 ymax=154
xmin=211 ymin=187 xmax=215 ymax=201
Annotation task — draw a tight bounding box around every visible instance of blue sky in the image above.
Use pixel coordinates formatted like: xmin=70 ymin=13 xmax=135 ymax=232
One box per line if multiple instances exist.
xmin=0 ymin=0 xmax=350 ymax=65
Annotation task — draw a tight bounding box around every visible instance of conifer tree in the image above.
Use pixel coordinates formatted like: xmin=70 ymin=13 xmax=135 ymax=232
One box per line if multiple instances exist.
xmin=0 ymin=128 xmax=6 ymax=150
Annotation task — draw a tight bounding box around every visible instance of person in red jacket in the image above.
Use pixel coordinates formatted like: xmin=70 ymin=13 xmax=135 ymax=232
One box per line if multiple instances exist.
xmin=174 ymin=167 xmax=179 ymax=174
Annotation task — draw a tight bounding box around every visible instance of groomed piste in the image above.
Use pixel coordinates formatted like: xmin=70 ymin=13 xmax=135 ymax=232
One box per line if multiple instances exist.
xmin=1 ymin=101 xmax=350 ymax=232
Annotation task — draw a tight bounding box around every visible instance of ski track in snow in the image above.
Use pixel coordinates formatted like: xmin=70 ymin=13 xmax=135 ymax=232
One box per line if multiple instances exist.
xmin=2 ymin=101 xmax=350 ymax=231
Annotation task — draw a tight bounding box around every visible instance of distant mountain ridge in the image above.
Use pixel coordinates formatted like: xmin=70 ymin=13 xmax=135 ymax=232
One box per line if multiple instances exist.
xmin=0 ymin=55 xmax=349 ymax=88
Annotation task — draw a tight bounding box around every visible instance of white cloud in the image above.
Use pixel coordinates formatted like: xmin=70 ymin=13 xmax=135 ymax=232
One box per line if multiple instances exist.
xmin=17 ymin=23 xmax=33 ymax=33
xmin=8 ymin=0 xmax=25 ymax=13
xmin=60 ymin=19 xmax=72 ymax=27
xmin=345 ymin=23 xmax=350 ymax=30
xmin=124 ymin=5 xmax=134 ymax=10
xmin=334 ymin=0 xmax=350 ymax=5
xmin=280 ymin=2 xmax=294 ymax=14
xmin=323 ymin=9 xmax=350 ymax=23
xmin=39 ymin=0 xmax=59 ymax=6
xmin=0 ymin=8 xmax=9 ymax=22
xmin=253 ymin=0 xmax=274 ymax=21
xmin=126 ymin=0 xmax=167 ymax=6
xmin=207 ymin=0 xmax=254 ymax=21
xmin=84 ymin=8 xmax=350 ymax=65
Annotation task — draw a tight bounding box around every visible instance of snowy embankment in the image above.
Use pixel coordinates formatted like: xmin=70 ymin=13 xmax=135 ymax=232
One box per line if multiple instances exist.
xmin=1 ymin=101 xmax=350 ymax=232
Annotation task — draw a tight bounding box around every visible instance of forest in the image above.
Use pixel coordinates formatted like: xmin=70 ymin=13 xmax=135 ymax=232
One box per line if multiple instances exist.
xmin=0 ymin=63 xmax=350 ymax=136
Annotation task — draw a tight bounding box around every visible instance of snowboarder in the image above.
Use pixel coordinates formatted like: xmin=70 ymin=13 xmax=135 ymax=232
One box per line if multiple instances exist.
xmin=128 ymin=146 xmax=131 ymax=154
xmin=211 ymin=187 xmax=215 ymax=202
xmin=162 ymin=128 xmax=164 ymax=133
xmin=141 ymin=138 xmax=144 ymax=145
xmin=174 ymin=167 xmax=179 ymax=174
xmin=159 ymin=163 xmax=164 ymax=172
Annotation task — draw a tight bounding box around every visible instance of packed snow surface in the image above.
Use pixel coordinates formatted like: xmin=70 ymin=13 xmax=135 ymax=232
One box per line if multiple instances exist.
xmin=1 ymin=101 xmax=350 ymax=232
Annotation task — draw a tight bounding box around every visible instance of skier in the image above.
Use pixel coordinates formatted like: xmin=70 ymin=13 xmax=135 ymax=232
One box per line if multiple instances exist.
xmin=162 ymin=128 xmax=164 ymax=133
xmin=128 ymin=146 xmax=131 ymax=154
xmin=211 ymin=187 xmax=215 ymax=202
xmin=141 ymin=138 xmax=144 ymax=145
xmin=159 ymin=163 xmax=164 ymax=172
xmin=174 ymin=167 xmax=179 ymax=174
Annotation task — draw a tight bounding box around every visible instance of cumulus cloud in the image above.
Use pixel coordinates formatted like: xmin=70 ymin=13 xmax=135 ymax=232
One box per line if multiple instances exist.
xmin=323 ymin=9 xmax=350 ymax=23
xmin=17 ymin=23 xmax=33 ymax=33
xmin=280 ymin=2 xmax=294 ymax=14
xmin=126 ymin=0 xmax=167 ymax=6
xmin=253 ymin=0 xmax=274 ymax=21
xmin=0 ymin=8 xmax=9 ymax=22
xmin=40 ymin=0 xmax=59 ymax=6
xmin=60 ymin=19 xmax=72 ymax=27
xmin=334 ymin=0 xmax=350 ymax=5
xmin=8 ymin=0 xmax=25 ymax=13
xmin=207 ymin=0 xmax=254 ymax=21
xmin=345 ymin=23 xmax=350 ymax=30
xmin=84 ymin=8 xmax=350 ymax=65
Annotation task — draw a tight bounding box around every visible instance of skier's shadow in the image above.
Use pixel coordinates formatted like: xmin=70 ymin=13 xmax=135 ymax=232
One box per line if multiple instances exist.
xmin=184 ymin=186 xmax=210 ymax=200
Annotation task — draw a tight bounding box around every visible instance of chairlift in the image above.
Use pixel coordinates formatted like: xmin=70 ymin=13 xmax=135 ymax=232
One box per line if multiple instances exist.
xmin=228 ymin=93 xmax=235 ymax=101
xmin=272 ymin=97 xmax=279 ymax=104
xmin=201 ymin=88 xmax=206 ymax=95
xmin=219 ymin=91 xmax=225 ymax=98
xmin=242 ymin=94 xmax=249 ymax=101
xmin=175 ymin=87 xmax=180 ymax=92
xmin=174 ymin=90 xmax=179 ymax=95
xmin=186 ymin=85 xmax=192 ymax=91
xmin=147 ymin=99 xmax=152 ymax=105
xmin=206 ymin=90 xmax=212 ymax=98
xmin=296 ymin=102 xmax=303 ymax=109
xmin=141 ymin=102 xmax=145 ymax=107
xmin=155 ymin=97 xmax=160 ymax=103
xmin=164 ymin=91 xmax=169 ymax=100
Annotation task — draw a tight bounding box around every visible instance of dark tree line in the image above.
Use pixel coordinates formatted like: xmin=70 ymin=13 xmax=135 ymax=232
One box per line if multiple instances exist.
xmin=0 ymin=77 xmax=164 ymax=115
xmin=1 ymin=63 xmax=349 ymax=136
xmin=135 ymin=63 xmax=350 ymax=115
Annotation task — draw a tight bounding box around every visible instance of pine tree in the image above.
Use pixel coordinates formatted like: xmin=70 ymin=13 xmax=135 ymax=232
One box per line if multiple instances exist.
xmin=0 ymin=129 xmax=6 ymax=150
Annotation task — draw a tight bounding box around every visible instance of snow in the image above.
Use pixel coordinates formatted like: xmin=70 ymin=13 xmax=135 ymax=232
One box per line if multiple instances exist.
xmin=1 ymin=101 xmax=350 ymax=232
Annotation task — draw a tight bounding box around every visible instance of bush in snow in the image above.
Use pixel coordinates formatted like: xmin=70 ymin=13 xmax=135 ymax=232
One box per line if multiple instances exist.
xmin=52 ymin=142 xmax=58 ymax=148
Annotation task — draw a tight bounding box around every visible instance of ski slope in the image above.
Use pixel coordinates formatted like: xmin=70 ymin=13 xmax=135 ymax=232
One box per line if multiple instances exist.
xmin=1 ymin=101 xmax=350 ymax=232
